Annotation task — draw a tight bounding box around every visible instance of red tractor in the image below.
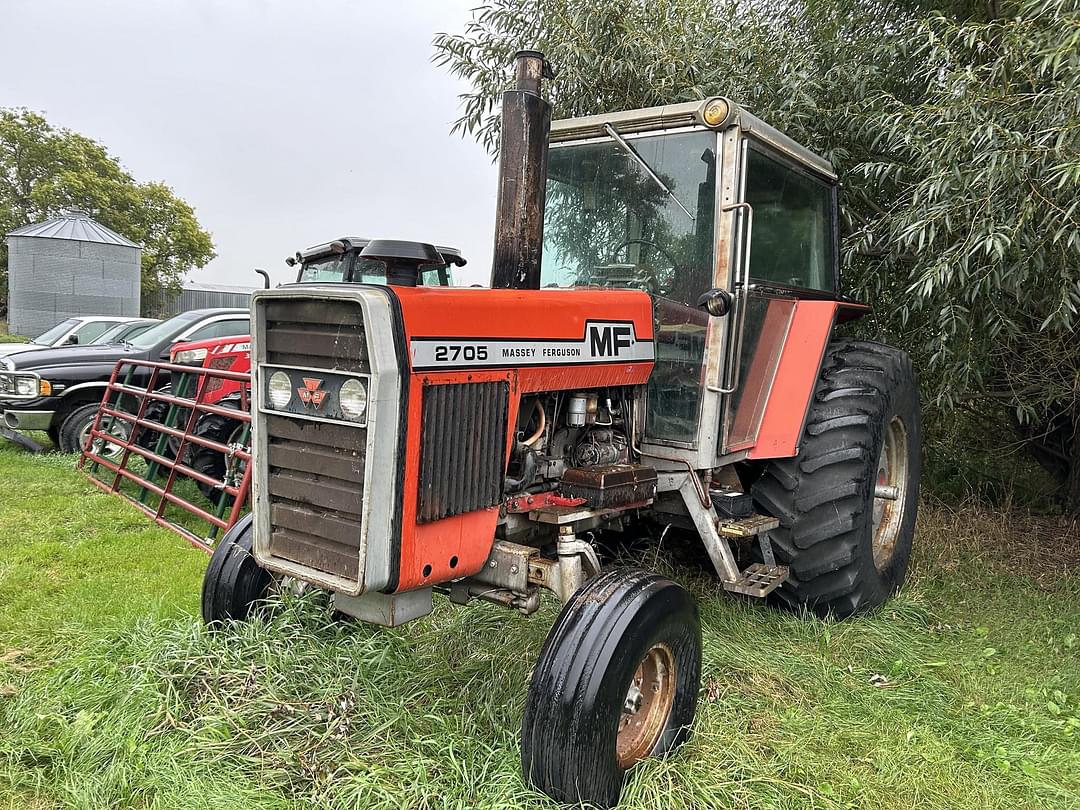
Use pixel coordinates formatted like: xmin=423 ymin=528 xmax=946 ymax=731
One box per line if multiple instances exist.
xmin=167 ymin=336 xmax=252 ymax=498
xmin=201 ymin=52 xmax=919 ymax=807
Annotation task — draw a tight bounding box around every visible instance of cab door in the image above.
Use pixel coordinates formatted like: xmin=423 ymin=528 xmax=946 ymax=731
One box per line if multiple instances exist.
xmin=720 ymin=138 xmax=840 ymax=455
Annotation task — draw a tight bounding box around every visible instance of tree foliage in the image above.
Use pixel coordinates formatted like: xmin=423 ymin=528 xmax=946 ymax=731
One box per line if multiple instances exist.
xmin=0 ymin=109 xmax=215 ymax=313
xmin=435 ymin=0 xmax=1080 ymax=510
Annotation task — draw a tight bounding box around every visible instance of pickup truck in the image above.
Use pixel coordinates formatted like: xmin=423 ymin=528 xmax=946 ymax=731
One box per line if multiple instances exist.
xmin=0 ymin=308 xmax=249 ymax=453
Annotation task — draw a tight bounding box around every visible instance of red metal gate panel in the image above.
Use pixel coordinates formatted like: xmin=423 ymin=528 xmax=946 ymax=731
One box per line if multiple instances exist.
xmin=78 ymin=359 xmax=252 ymax=554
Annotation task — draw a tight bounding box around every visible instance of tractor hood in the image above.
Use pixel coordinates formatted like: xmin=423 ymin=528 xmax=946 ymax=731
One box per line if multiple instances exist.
xmin=4 ymin=342 xmax=145 ymax=371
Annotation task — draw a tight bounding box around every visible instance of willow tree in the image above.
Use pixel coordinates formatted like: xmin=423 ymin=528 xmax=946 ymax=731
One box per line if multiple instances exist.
xmin=435 ymin=0 xmax=1080 ymax=512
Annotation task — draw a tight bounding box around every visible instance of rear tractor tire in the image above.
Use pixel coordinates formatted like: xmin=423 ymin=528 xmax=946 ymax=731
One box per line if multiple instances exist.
xmin=751 ymin=339 xmax=920 ymax=619
xmin=189 ymin=402 xmax=246 ymax=504
xmin=201 ymin=514 xmax=273 ymax=625
xmin=521 ymin=569 xmax=701 ymax=808
xmin=133 ymin=387 xmax=183 ymax=466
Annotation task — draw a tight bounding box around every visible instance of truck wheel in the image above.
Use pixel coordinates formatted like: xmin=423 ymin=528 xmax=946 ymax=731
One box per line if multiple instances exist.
xmin=751 ymin=339 xmax=920 ymax=619
xmin=521 ymin=569 xmax=701 ymax=808
xmin=201 ymin=514 xmax=272 ymax=625
xmin=58 ymin=403 xmax=129 ymax=459
xmin=134 ymin=386 xmax=184 ymax=461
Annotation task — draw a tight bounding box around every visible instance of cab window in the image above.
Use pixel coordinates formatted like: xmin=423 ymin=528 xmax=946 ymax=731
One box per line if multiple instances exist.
xmin=744 ymin=147 xmax=835 ymax=291
xmin=299 ymin=255 xmax=351 ymax=282
xmin=185 ymin=318 xmax=250 ymax=342
xmin=71 ymin=320 xmax=113 ymax=344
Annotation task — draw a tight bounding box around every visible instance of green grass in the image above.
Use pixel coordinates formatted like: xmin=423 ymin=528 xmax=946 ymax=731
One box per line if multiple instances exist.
xmin=0 ymin=442 xmax=1077 ymax=809
xmin=0 ymin=321 xmax=27 ymax=343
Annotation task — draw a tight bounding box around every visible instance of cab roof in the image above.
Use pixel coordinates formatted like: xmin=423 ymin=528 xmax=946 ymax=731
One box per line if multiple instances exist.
xmin=549 ymin=97 xmax=835 ymax=181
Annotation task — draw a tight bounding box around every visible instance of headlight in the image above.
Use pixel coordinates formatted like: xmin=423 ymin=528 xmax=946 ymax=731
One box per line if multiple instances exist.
xmin=15 ymin=376 xmax=36 ymax=397
xmin=173 ymin=347 xmax=208 ymax=365
xmin=338 ymin=378 xmax=367 ymax=421
xmin=267 ymin=370 xmax=292 ymax=409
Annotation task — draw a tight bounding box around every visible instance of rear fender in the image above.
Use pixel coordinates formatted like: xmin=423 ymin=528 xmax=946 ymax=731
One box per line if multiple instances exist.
xmin=744 ymin=299 xmax=844 ymax=460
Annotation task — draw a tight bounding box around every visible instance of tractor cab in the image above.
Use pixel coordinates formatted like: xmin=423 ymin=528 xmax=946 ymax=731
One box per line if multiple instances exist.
xmin=539 ymin=98 xmax=859 ymax=467
xmin=287 ymin=236 xmax=467 ymax=287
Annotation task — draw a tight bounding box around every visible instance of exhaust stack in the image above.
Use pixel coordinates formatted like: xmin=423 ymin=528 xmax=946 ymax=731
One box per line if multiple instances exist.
xmin=490 ymin=50 xmax=553 ymax=290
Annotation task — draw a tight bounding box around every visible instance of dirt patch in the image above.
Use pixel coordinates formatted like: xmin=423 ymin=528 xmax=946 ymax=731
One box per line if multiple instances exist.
xmin=913 ymin=499 xmax=1080 ymax=587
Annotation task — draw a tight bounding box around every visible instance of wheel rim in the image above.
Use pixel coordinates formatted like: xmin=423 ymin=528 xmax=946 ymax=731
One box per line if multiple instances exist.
xmin=82 ymin=418 xmax=131 ymax=461
xmin=872 ymin=415 xmax=909 ymax=571
xmin=228 ymin=423 xmax=249 ymax=479
xmin=616 ymin=642 xmax=676 ymax=769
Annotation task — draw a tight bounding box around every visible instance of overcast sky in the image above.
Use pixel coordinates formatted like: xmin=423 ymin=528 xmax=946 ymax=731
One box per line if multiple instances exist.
xmin=1 ymin=0 xmax=498 ymax=287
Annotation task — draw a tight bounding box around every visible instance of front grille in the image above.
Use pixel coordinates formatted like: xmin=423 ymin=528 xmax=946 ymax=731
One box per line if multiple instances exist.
xmin=261 ymin=298 xmax=368 ymax=579
xmin=265 ymin=414 xmax=366 ymax=579
xmin=417 ymin=381 xmax=508 ymax=523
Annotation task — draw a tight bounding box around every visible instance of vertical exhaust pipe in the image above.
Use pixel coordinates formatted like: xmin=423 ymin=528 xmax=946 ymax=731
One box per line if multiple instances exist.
xmin=490 ymin=50 xmax=553 ymax=290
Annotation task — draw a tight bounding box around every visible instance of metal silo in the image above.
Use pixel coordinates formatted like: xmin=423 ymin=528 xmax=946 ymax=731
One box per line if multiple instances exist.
xmin=5 ymin=209 xmax=142 ymax=338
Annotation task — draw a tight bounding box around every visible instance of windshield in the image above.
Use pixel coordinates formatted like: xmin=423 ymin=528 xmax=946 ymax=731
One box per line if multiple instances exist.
xmin=540 ymin=130 xmax=717 ymax=305
xmin=300 ymin=254 xmax=453 ymax=287
xmin=91 ymin=320 xmax=154 ymax=345
xmin=89 ymin=322 xmax=130 ymax=344
xmin=126 ymin=312 xmax=203 ymax=350
xmin=299 ymin=254 xmax=351 ymax=282
xmin=32 ymin=318 xmax=79 ymax=345
xmin=353 ymin=258 xmax=451 ymax=287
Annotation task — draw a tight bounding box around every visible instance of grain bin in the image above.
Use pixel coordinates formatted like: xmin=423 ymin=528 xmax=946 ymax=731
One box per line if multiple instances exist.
xmin=5 ymin=209 xmax=141 ymax=338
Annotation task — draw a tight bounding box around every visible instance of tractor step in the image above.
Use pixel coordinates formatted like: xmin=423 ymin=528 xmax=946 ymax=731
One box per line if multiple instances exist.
xmin=723 ymin=563 xmax=789 ymax=598
xmin=717 ymin=513 xmax=780 ymax=538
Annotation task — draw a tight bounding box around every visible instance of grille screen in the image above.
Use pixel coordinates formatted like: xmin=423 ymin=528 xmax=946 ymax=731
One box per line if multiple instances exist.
xmin=263 ymin=298 xmax=368 ymax=372
xmin=417 ymin=381 xmax=508 ymax=523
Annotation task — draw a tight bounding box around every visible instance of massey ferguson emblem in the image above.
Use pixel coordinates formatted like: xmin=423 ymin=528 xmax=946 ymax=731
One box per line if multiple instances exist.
xmin=588 ymin=323 xmax=633 ymax=357
xmin=297 ymin=377 xmax=328 ymax=409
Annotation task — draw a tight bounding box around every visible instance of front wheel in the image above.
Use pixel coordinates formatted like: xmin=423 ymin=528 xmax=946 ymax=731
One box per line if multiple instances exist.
xmin=201 ymin=514 xmax=273 ymax=625
xmin=521 ymin=569 xmax=701 ymax=808
xmin=59 ymin=403 xmax=130 ymax=459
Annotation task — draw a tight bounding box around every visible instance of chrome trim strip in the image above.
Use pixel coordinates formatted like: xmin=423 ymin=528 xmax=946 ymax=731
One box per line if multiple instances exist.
xmin=249 ymin=286 xmax=402 ymax=597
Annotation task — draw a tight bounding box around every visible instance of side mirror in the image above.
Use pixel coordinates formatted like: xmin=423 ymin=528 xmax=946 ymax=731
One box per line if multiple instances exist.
xmin=697 ymin=288 xmax=733 ymax=317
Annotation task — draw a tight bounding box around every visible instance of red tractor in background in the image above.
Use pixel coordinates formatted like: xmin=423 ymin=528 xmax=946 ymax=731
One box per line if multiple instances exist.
xmin=166 ymin=336 xmax=251 ymax=499
xmin=89 ymin=52 xmax=920 ymax=808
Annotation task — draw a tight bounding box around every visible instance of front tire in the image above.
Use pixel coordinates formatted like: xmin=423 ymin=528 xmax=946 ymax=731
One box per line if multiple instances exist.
xmin=201 ymin=514 xmax=273 ymax=625
xmin=751 ymin=339 xmax=920 ymax=619
xmin=521 ymin=569 xmax=701 ymax=808
xmin=59 ymin=403 xmax=129 ymax=459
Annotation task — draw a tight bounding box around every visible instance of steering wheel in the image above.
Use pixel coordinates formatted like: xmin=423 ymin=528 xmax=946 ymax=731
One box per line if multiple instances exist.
xmin=610 ymin=239 xmax=680 ymax=270
xmin=605 ymin=239 xmax=680 ymax=294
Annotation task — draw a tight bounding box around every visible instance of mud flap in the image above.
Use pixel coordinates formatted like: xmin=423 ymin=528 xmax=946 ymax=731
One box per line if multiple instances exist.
xmin=0 ymin=424 xmax=44 ymax=453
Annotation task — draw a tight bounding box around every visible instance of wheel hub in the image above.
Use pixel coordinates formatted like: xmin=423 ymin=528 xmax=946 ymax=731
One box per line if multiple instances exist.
xmin=871 ymin=415 xmax=909 ymax=572
xmin=616 ymin=642 xmax=676 ymax=769
xmin=83 ymin=418 xmax=131 ymax=461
